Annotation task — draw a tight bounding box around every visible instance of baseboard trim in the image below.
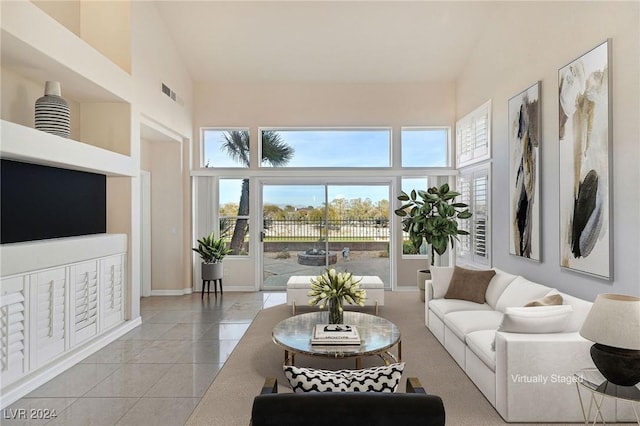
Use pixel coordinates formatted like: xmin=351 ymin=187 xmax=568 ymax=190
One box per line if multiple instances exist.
xmin=0 ymin=317 xmax=142 ymax=409
xmin=150 ymin=288 xmax=193 ymax=296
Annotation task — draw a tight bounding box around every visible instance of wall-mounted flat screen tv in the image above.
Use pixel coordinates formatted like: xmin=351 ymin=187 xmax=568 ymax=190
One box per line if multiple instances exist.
xmin=1 ymin=159 xmax=106 ymax=244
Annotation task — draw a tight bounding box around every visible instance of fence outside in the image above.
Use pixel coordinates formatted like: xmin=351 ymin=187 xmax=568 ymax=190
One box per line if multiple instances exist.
xmin=263 ymin=218 xmax=390 ymax=241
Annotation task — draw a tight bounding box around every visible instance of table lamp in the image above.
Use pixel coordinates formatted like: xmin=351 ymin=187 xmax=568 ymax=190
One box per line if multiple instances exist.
xmin=579 ymin=294 xmax=640 ymax=386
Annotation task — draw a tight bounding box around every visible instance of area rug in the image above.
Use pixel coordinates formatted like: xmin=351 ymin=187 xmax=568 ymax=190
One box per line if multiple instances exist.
xmin=186 ymin=292 xmax=537 ymax=426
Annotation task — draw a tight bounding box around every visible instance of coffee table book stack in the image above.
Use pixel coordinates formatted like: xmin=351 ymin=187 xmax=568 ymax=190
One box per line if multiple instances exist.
xmin=311 ymin=324 xmax=361 ymax=345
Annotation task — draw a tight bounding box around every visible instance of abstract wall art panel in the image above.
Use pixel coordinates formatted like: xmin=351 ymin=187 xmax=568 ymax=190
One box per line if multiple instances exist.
xmin=509 ymin=82 xmax=541 ymax=261
xmin=558 ymin=40 xmax=611 ymax=279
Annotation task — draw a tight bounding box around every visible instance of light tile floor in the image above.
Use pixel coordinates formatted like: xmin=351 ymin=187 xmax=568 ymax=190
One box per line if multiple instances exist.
xmin=2 ymin=291 xmax=286 ymax=426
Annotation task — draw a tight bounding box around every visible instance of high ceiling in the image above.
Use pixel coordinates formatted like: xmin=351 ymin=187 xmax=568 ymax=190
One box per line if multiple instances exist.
xmin=154 ymin=1 xmax=497 ymax=83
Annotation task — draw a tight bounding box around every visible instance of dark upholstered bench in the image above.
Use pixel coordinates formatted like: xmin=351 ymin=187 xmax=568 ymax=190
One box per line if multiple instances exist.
xmin=250 ymin=377 xmax=446 ymax=426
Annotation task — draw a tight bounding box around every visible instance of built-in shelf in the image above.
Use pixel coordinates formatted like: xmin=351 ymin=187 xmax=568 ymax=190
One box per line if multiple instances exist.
xmin=0 ymin=120 xmax=135 ymax=176
xmin=1 ymin=233 xmax=127 ymax=277
xmin=0 ymin=0 xmax=131 ymax=103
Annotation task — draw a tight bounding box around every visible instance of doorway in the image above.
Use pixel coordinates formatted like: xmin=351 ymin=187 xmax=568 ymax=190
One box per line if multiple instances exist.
xmin=261 ymin=182 xmax=391 ymax=290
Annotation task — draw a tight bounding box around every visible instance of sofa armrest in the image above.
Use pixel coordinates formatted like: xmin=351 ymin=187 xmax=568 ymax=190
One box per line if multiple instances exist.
xmin=424 ymin=280 xmax=434 ymax=327
xmin=494 ymin=331 xmax=595 ymax=422
xmin=260 ymin=378 xmax=278 ymax=395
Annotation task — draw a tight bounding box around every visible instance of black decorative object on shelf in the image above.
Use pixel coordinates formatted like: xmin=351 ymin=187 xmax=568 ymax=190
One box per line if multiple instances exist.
xmin=590 ymin=343 xmax=640 ymax=387
xmin=35 ymin=81 xmax=70 ymax=138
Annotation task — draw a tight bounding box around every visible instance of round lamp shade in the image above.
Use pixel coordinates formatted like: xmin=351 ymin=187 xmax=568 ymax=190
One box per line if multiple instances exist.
xmin=580 ymin=294 xmax=640 ymax=350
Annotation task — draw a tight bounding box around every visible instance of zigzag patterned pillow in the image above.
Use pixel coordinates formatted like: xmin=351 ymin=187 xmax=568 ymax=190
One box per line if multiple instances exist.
xmin=283 ymin=362 xmax=405 ymax=393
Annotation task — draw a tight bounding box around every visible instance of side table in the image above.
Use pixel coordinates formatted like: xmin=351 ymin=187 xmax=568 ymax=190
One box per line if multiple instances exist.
xmin=574 ymin=368 xmax=640 ymax=425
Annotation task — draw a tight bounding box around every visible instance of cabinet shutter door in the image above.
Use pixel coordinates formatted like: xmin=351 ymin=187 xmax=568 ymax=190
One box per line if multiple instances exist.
xmin=71 ymin=261 xmax=99 ymax=345
xmin=35 ymin=268 xmax=67 ymax=366
xmin=1 ymin=276 xmax=29 ymax=386
xmin=101 ymin=255 xmax=124 ymax=330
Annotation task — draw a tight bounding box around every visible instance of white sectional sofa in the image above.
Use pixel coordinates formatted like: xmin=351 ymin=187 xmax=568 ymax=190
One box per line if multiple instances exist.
xmin=425 ymin=266 xmax=597 ymax=422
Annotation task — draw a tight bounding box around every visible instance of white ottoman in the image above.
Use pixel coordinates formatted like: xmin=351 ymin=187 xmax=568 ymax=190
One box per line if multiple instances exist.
xmin=286 ymin=275 xmax=385 ymax=315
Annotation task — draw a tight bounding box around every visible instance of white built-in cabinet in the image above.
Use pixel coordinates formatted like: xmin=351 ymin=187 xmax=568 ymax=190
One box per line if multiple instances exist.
xmin=1 ymin=246 xmax=126 ymax=389
xmin=0 ymin=1 xmax=138 ymax=408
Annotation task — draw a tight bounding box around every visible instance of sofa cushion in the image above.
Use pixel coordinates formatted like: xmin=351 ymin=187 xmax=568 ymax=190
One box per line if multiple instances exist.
xmin=525 ymin=293 xmax=563 ymax=307
xmin=283 ymin=363 xmax=405 ymax=393
xmin=494 ymin=276 xmax=552 ymax=312
xmin=444 ymin=310 xmax=504 ymax=341
xmin=444 ymin=267 xmax=496 ymax=304
xmin=429 ymin=298 xmax=493 ymax=321
xmin=466 ymin=330 xmax=497 ymax=371
xmin=430 ymin=266 xmax=455 ymax=299
xmin=485 ymin=268 xmax=518 ymax=309
xmin=558 ymin=292 xmax=593 ymax=332
xmin=498 ymin=305 xmax=573 ymax=333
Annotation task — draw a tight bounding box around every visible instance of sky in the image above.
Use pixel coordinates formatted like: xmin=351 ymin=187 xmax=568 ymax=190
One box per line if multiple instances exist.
xmin=210 ymin=129 xmax=444 ymax=206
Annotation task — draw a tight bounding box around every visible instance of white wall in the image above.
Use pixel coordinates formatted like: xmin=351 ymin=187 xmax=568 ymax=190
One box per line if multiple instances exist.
xmin=456 ymin=1 xmax=640 ymax=300
xmin=131 ymin=1 xmax=193 ymax=138
xmin=131 ymin=1 xmax=195 ymax=293
xmin=141 ymin=137 xmax=186 ymax=294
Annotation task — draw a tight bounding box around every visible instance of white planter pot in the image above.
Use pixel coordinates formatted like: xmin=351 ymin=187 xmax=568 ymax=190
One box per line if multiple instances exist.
xmin=202 ymin=262 xmax=223 ymax=280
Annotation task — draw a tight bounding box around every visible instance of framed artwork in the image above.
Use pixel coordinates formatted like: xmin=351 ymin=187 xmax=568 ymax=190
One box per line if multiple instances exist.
xmin=558 ymin=40 xmax=611 ymax=279
xmin=509 ymin=82 xmax=541 ymax=261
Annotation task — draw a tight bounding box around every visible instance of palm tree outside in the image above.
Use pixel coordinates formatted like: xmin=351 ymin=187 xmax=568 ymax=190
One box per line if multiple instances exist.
xmin=221 ymin=130 xmax=294 ymax=254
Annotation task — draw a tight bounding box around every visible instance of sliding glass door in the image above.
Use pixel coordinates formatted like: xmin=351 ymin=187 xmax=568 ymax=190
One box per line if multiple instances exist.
xmin=261 ymin=183 xmax=390 ymax=291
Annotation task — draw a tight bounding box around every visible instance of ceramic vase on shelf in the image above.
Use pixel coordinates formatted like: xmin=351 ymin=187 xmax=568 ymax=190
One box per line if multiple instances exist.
xmin=35 ymin=81 xmax=70 ymax=138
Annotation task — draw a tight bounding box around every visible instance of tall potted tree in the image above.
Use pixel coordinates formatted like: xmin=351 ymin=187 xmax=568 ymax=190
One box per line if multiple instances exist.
xmin=394 ymin=183 xmax=472 ymax=300
xmin=193 ymin=231 xmax=232 ymax=281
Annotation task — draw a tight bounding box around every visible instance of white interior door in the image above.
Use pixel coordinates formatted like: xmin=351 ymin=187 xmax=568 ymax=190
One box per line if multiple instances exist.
xmin=260 ymin=182 xmax=391 ymax=290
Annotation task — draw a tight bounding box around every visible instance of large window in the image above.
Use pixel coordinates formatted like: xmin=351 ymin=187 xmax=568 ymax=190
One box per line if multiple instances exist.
xmin=203 ymin=128 xmax=250 ymax=168
xmin=219 ymin=178 xmax=250 ymax=255
xmin=260 ymin=128 xmax=391 ymax=168
xmin=401 ymin=127 xmax=449 ymax=167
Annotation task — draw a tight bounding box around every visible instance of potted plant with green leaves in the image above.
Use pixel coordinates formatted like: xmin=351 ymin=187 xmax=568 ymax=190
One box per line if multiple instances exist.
xmin=394 ymin=183 xmax=472 ymax=300
xmin=193 ymin=231 xmax=232 ymax=281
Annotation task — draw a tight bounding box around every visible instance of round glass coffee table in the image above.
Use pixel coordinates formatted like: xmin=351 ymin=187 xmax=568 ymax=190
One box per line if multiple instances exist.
xmin=272 ymin=311 xmax=401 ymax=368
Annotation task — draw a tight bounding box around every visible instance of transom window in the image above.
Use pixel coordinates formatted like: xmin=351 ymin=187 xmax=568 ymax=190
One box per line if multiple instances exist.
xmin=259 ymin=128 xmax=391 ymax=168
xmin=401 ymin=127 xmax=449 ymax=167
xmin=202 ymin=128 xmax=250 ymax=168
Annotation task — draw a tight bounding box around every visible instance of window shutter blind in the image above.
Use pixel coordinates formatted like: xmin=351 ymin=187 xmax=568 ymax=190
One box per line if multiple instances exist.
xmin=457 ymin=174 xmax=472 ymax=259
xmin=473 ymin=172 xmax=489 ymax=264
xmin=456 ymin=100 xmax=491 ymax=168
xmin=457 ymin=166 xmax=490 ymax=266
